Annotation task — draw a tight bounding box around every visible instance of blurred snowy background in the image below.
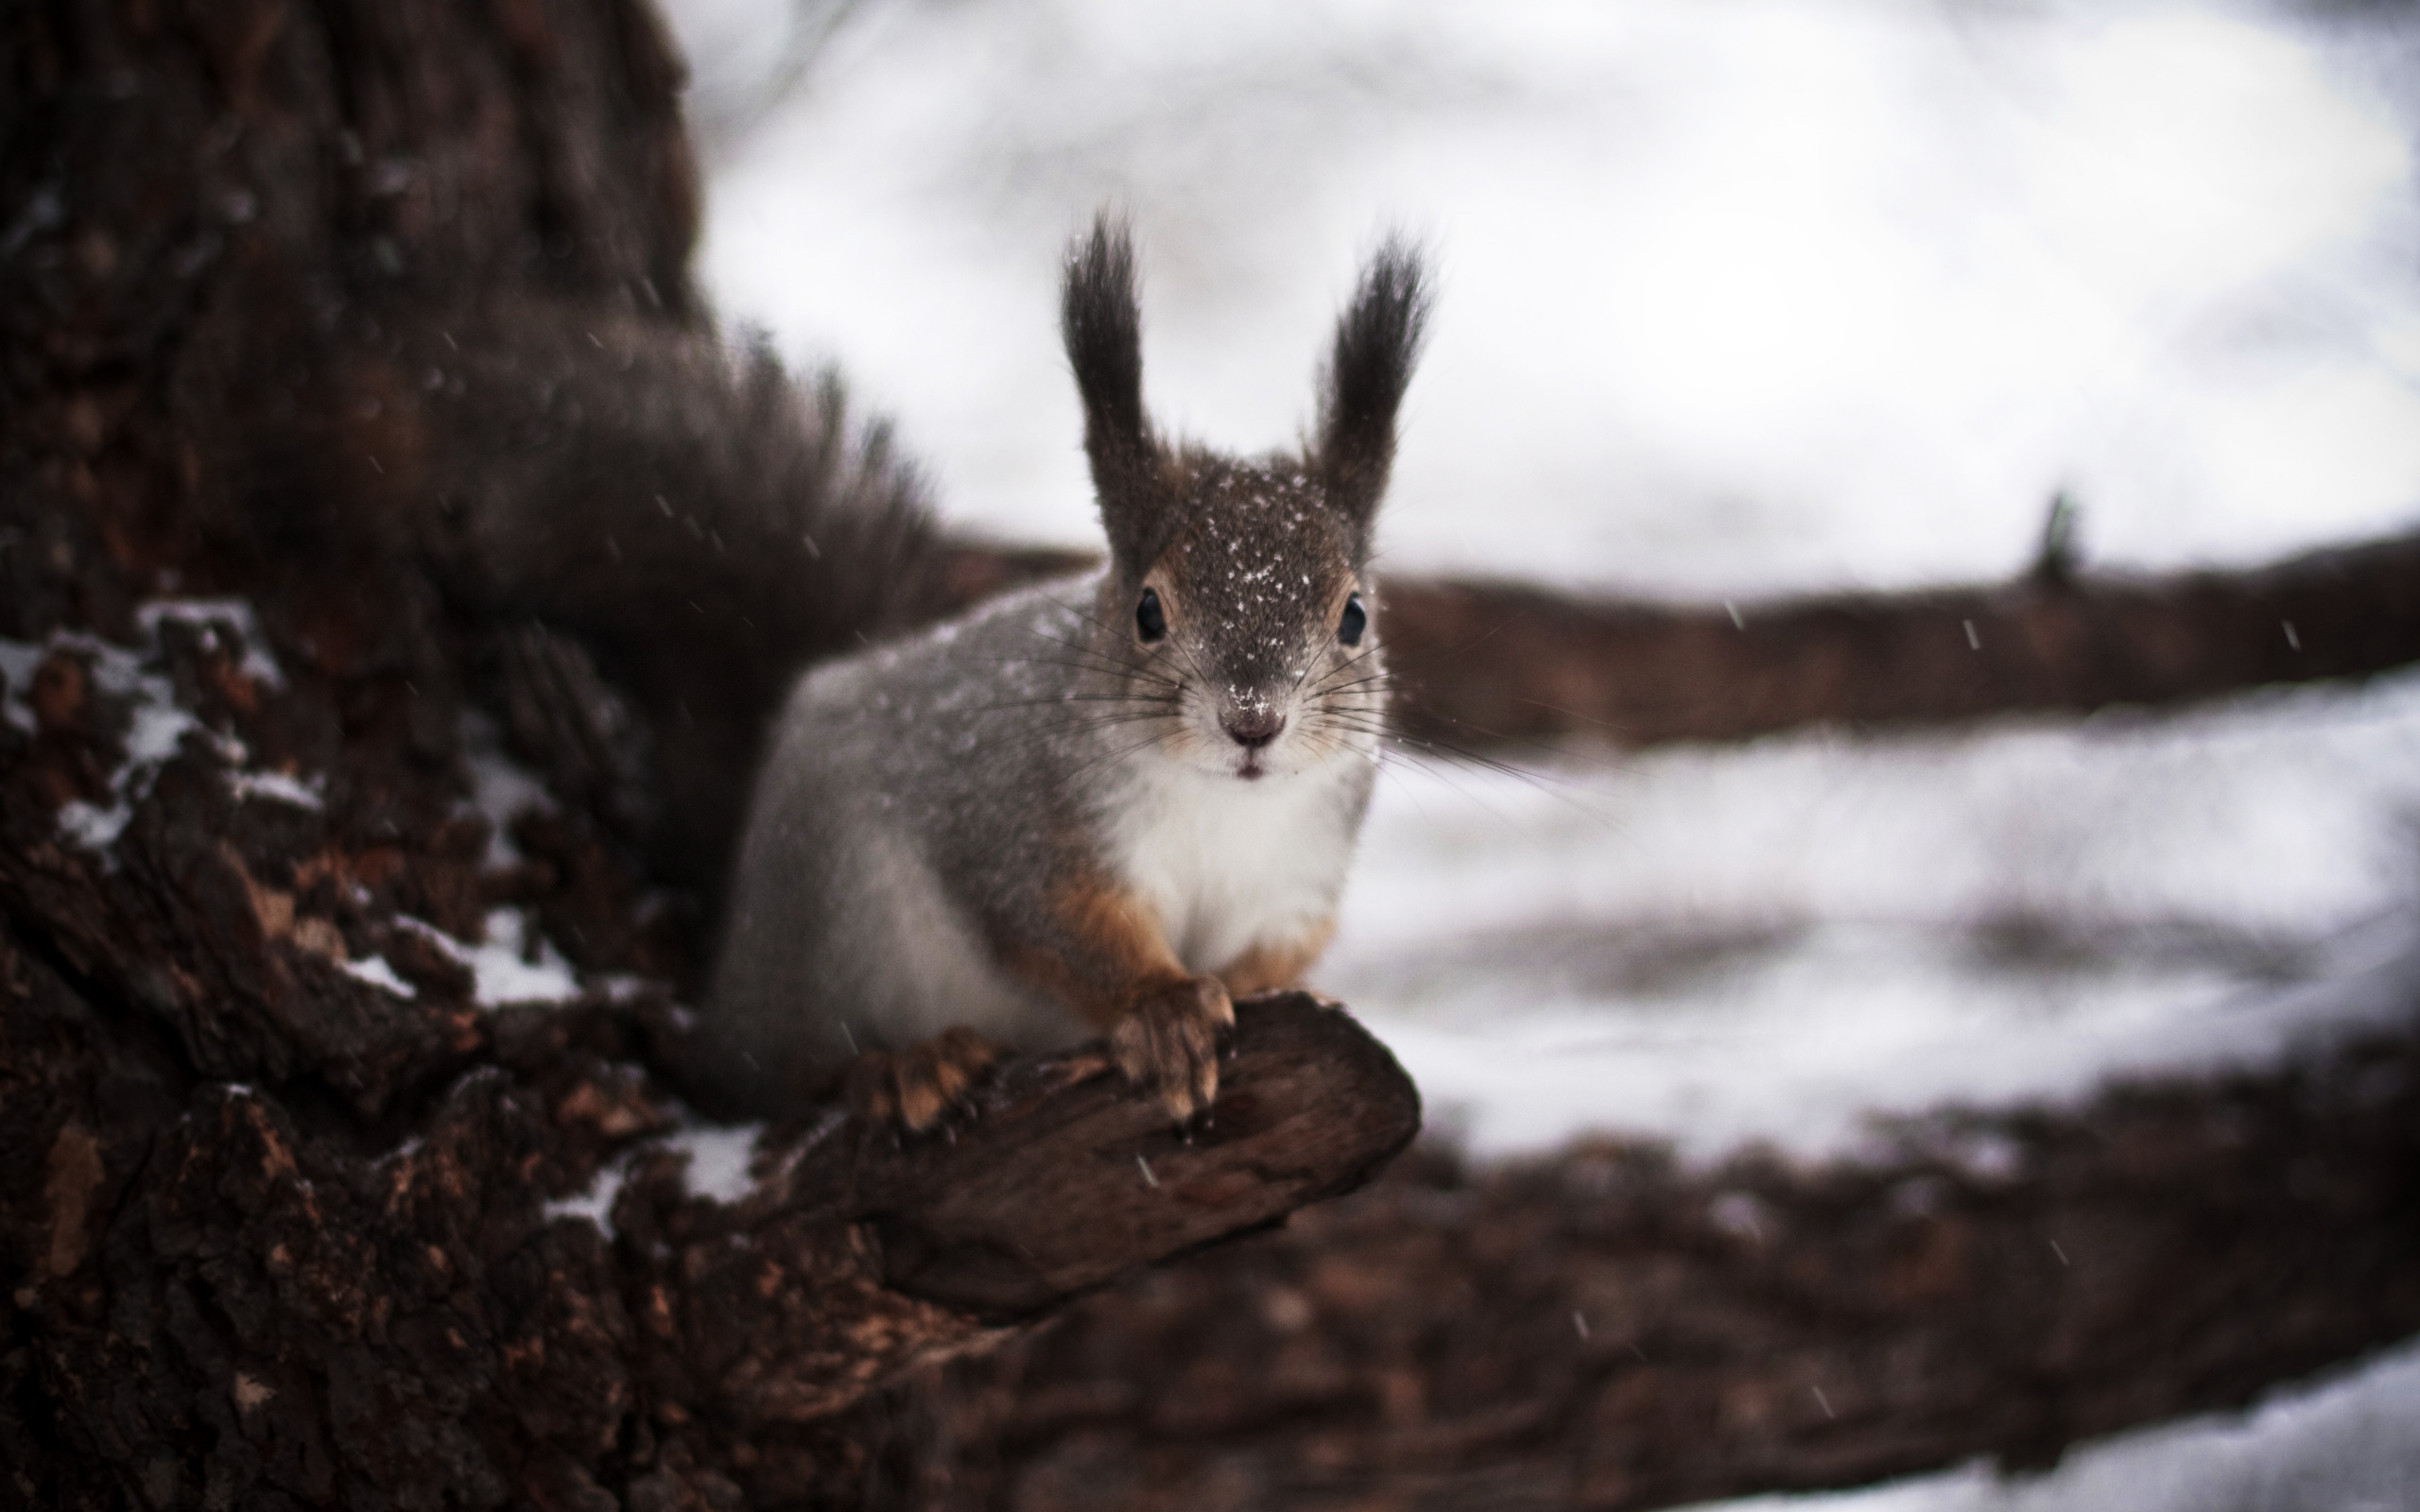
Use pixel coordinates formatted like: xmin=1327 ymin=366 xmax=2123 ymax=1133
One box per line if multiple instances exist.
xmin=654 ymin=1 xmax=2420 ymax=1501
xmin=673 ymin=0 xmax=2420 ymax=592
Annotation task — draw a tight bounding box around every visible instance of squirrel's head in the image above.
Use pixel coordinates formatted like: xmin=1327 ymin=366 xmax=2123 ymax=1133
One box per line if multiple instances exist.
xmin=1062 ymin=215 xmax=1429 ymax=782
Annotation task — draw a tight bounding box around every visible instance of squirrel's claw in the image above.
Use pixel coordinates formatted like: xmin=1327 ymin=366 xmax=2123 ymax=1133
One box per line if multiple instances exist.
xmin=1112 ymin=975 xmax=1235 ymax=1122
xmin=846 ymin=1026 xmax=1002 ymax=1136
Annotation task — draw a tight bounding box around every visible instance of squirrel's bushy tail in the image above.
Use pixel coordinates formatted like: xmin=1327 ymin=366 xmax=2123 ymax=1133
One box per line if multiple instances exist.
xmin=190 ymin=295 xmax=942 ymax=916
xmin=422 ymin=307 xmax=942 ymax=902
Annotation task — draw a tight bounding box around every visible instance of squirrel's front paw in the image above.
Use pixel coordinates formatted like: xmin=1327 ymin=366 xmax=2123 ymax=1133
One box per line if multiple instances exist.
xmin=1111 ymin=975 xmax=1236 ymax=1122
xmin=846 ymin=1026 xmax=1002 ymax=1135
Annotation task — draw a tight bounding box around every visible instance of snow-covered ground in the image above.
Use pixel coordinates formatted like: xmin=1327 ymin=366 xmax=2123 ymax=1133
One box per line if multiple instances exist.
xmin=658 ymin=0 xmax=2420 ymax=1497
xmin=1331 ymin=668 xmax=2420 ymax=1160
xmin=1680 ymin=1335 xmax=2420 ymax=1512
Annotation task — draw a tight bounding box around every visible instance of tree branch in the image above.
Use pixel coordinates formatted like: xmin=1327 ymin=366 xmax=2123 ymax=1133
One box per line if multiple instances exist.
xmin=925 ymin=529 xmax=2420 ymax=751
xmin=1377 ymin=531 xmax=2420 ymax=748
xmin=878 ymin=1016 xmax=2420 ymax=1510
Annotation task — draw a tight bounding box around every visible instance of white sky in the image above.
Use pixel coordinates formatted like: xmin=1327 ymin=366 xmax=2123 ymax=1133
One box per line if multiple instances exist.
xmin=672 ymin=0 xmax=2420 ymax=595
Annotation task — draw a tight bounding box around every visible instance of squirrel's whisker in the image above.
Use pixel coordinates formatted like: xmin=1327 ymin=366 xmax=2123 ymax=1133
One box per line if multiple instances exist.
xmin=1013 ymin=635 xmax=1184 ymax=688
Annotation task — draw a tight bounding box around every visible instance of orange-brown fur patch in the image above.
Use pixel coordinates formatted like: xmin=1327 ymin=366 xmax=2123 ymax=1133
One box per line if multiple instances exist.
xmin=999 ymin=877 xmax=1191 ymax=1030
xmin=847 ymin=1027 xmax=1002 ymax=1133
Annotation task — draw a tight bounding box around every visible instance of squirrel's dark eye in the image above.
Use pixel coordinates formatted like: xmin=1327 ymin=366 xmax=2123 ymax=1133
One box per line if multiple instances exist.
xmin=1338 ymin=593 xmax=1367 ymax=647
xmin=1136 ymin=588 xmax=1167 ymax=643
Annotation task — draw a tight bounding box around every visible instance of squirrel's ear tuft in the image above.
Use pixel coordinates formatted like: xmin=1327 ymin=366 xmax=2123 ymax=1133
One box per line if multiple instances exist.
xmin=1316 ymin=235 xmax=1430 ymax=538
xmin=1063 ymin=214 xmax=1164 ymax=576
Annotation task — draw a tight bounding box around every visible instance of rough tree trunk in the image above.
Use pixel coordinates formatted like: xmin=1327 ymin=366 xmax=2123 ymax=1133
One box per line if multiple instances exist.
xmin=1 ymin=5 xmax=1416 ymax=1508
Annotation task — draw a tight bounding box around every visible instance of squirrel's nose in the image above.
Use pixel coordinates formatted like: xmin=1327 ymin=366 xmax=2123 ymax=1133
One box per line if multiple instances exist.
xmin=1222 ymin=708 xmax=1285 ymax=749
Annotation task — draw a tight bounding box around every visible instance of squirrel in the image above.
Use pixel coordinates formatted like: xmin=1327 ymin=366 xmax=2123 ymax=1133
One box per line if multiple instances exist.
xmin=695 ymin=216 xmax=1430 ymax=1127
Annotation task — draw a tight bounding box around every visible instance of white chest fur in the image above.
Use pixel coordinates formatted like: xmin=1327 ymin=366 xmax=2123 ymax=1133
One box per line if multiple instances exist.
xmin=1100 ymin=754 xmax=1366 ymax=974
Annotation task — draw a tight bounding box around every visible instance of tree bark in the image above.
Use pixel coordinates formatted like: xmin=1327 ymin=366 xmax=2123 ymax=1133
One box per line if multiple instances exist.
xmin=0 ymin=819 xmax=1414 ymax=1512
xmin=868 ymin=1021 xmax=2420 ymax=1511
xmin=1374 ymin=533 xmax=2420 ymax=751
